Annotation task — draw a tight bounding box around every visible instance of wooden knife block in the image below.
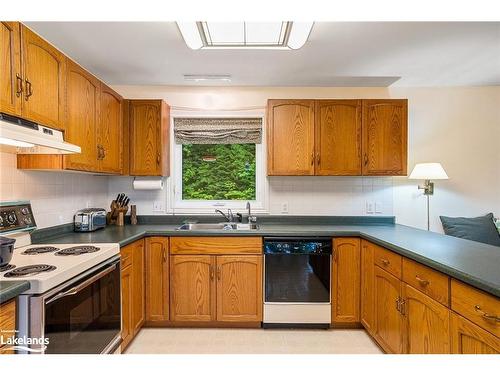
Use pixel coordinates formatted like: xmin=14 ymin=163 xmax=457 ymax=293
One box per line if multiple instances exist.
xmin=107 ymin=200 xmax=129 ymax=226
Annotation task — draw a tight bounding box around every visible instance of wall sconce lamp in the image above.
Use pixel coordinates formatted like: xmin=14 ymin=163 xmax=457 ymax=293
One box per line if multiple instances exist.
xmin=409 ymin=163 xmax=449 ymax=230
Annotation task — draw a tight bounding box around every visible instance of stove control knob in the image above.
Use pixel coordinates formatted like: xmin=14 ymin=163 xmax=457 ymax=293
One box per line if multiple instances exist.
xmin=0 ymin=216 xmax=3 ymax=225
xmin=7 ymin=213 xmax=16 ymax=224
xmin=24 ymin=218 xmax=32 ymax=225
xmin=21 ymin=207 xmax=29 ymax=215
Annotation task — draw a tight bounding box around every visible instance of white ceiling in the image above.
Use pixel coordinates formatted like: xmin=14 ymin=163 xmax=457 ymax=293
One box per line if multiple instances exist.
xmin=25 ymin=22 xmax=500 ymax=87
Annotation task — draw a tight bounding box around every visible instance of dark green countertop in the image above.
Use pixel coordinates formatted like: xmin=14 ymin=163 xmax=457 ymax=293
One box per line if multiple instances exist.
xmin=33 ymin=222 xmax=500 ymax=298
xmin=0 ymin=281 xmax=30 ymax=304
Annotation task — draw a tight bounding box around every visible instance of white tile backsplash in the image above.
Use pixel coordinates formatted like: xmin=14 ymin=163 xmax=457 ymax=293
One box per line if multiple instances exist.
xmin=0 ymin=152 xmax=109 ymax=228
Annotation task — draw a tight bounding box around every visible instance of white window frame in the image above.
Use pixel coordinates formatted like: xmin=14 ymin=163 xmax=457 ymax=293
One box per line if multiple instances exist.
xmin=168 ymin=109 xmax=268 ymax=214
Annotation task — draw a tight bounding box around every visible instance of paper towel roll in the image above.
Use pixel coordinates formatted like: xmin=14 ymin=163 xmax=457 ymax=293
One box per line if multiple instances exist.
xmin=133 ymin=178 xmax=164 ymax=190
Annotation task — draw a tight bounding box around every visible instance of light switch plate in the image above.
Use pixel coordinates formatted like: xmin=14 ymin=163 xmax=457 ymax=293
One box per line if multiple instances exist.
xmin=366 ymin=201 xmax=374 ymax=214
xmin=281 ymin=202 xmax=289 ymax=214
xmin=375 ymin=201 xmax=382 ymax=213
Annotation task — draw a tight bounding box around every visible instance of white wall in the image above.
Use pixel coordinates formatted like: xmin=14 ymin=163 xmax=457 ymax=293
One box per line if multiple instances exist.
xmin=107 ymin=85 xmax=500 ymax=231
xmin=0 ymin=152 xmax=109 ymax=228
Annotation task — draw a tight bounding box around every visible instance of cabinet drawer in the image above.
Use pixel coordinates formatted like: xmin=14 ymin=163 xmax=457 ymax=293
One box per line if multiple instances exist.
xmin=402 ymin=258 xmax=449 ymax=306
xmin=451 ymin=280 xmax=499 ymax=337
xmin=374 ymin=245 xmax=401 ymax=278
xmin=170 ymin=237 xmax=262 ymax=255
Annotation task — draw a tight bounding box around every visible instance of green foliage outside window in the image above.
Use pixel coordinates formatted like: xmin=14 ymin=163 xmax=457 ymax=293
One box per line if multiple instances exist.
xmin=182 ymin=144 xmax=256 ymax=200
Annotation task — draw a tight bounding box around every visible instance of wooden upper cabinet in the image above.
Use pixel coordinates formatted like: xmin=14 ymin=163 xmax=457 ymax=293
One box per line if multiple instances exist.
xmin=64 ymin=59 xmax=100 ymax=172
xmin=362 ymin=99 xmax=408 ymax=175
xmin=20 ymin=25 xmax=66 ymax=130
xmin=403 ymin=284 xmax=450 ymax=354
xmin=145 ymin=237 xmax=169 ymax=322
xmin=360 ymin=240 xmax=376 ymax=334
xmin=451 ymin=313 xmax=499 ymax=354
xmin=332 ymin=238 xmax=361 ymax=324
xmin=267 ymin=99 xmax=315 ymax=175
xmin=216 ymin=255 xmax=262 ymax=322
xmin=98 ymin=83 xmax=123 ymax=173
xmin=129 ymin=100 xmax=170 ymax=176
xmin=374 ymin=266 xmax=404 ymax=353
xmin=315 ymin=100 xmax=362 ymax=175
xmin=170 ymin=255 xmax=216 ymax=322
xmin=0 ymin=22 xmax=22 ymax=116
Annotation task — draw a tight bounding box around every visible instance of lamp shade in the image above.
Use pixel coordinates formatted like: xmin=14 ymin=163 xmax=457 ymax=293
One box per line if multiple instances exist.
xmin=409 ymin=163 xmax=449 ymax=180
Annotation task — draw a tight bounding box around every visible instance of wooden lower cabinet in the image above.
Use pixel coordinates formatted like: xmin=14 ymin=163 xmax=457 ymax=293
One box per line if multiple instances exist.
xmin=450 ymin=313 xmax=500 ymax=354
xmin=0 ymin=300 xmax=16 ymax=354
xmin=145 ymin=237 xmax=169 ymax=322
xmin=216 ymin=255 xmax=262 ymax=322
xmin=374 ymin=266 xmax=404 ymax=353
xmin=332 ymin=238 xmax=360 ymax=324
xmin=170 ymin=255 xmax=215 ymax=322
xmin=403 ymin=284 xmax=450 ymax=354
xmin=170 ymin=254 xmax=263 ymax=324
xmin=120 ymin=239 xmax=145 ymax=350
xmin=360 ymin=240 xmax=376 ymax=334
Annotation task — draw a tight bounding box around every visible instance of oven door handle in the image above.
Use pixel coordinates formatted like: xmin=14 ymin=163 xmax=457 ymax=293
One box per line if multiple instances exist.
xmin=45 ymin=262 xmax=118 ymax=305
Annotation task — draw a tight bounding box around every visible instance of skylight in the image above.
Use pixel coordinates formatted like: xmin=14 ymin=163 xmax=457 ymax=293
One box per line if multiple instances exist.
xmin=177 ymin=22 xmax=313 ymax=50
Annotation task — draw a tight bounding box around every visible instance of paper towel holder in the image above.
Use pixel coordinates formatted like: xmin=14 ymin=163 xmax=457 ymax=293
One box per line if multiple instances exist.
xmin=132 ymin=177 xmax=164 ymax=190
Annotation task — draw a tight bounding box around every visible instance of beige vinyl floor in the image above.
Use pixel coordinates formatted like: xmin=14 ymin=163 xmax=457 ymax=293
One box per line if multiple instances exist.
xmin=124 ymin=328 xmax=383 ymax=354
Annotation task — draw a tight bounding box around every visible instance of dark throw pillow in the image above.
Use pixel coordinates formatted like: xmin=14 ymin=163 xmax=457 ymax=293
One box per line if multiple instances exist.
xmin=440 ymin=213 xmax=500 ymax=247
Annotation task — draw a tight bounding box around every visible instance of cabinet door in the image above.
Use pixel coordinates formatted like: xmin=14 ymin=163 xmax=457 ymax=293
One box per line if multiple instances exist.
xmin=170 ymin=255 xmax=215 ymax=322
xmin=120 ymin=262 xmax=133 ymax=350
xmin=64 ymin=59 xmax=100 ymax=171
xmin=145 ymin=237 xmax=169 ymax=322
xmin=315 ymin=100 xmax=362 ymax=175
xmin=0 ymin=22 xmax=22 ymax=116
xmin=332 ymin=238 xmax=360 ymax=323
xmin=360 ymin=240 xmax=376 ymax=334
xmin=129 ymin=100 xmax=169 ymax=176
xmin=20 ymin=25 xmax=66 ymax=129
xmin=98 ymin=83 xmax=123 ymax=174
xmin=0 ymin=300 xmax=16 ymax=354
xmin=374 ymin=266 xmax=404 ymax=353
xmin=362 ymin=99 xmax=407 ymax=176
xmin=451 ymin=313 xmax=499 ymax=354
xmin=403 ymin=284 xmax=450 ymax=354
xmin=267 ymin=99 xmax=315 ymax=175
xmin=132 ymin=240 xmax=145 ymax=334
xmin=216 ymin=255 xmax=262 ymax=322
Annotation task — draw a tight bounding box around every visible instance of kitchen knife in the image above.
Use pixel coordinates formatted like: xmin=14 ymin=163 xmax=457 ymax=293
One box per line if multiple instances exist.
xmin=122 ymin=197 xmax=130 ymax=207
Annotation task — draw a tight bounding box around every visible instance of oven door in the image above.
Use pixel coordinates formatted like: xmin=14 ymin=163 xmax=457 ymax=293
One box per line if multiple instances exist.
xmin=36 ymin=257 xmax=121 ymax=354
xmin=265 ymin=253 xmax=331 ymax=303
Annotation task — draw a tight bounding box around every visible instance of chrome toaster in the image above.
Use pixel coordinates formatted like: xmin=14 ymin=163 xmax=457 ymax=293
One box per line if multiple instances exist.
xmin=74 ymin=208 xmax=107 ymax=232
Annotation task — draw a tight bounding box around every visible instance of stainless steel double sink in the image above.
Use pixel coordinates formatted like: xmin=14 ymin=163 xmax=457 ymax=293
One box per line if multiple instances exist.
xmin=176 ymin=223 xmax=259 ymax=231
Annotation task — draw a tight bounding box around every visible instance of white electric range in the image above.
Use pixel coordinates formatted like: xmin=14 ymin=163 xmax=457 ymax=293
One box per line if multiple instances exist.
xmin=0 ymin=201 xmax=121 ymax=354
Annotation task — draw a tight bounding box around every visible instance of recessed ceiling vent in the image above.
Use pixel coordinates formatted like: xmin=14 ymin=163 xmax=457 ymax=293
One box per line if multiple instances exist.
xmin=177 ymin=22 xmax=313 ymax=50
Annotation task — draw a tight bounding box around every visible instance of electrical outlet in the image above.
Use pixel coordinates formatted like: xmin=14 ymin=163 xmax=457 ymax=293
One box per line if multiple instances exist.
xmin=281 ymin=202 xmax=289 ymax=214
xmin=375 ymin=201 xmax=382 ymax=213
xmin=153 ymin=201 xmax=164 ymax=212
xmin=366 ymin=201 xmax=374 ymax=214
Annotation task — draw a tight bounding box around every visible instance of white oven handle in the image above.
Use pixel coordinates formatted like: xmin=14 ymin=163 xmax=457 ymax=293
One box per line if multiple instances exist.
xmin=45 ymin=262 xmax=118 ymax=305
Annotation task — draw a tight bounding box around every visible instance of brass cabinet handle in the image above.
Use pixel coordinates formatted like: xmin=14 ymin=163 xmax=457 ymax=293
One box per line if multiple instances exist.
xmin=399 ymin=298 xmax=406 ymax=316
xmin=97 ymin=145 xmax=102 ymax=160
xmin=364 ymin=153 xmax=368 ymax=166
xmin=16 ymin=74 xmax=23 ymax=97
xmin=310 ymin=152 xmax=314 ymax=166
xmin=217 ymin=266 xmax=221 ymax=281
xmin=156 ymin=153 xmax=161 ymax=165
xmin=474 ymin=305 xmax=500 ymax=322
xmin=415 ymin=275 xmax=429 ymax=286
xmin=101 ymin=146 xmax=106 ymax=160
xmin=25 ymin=79 xmax=33 ymax=101
xmin=209 ymin=265 xmax=214 ymax=280
xmin=316 ymin=152 xmax=320 ymax=166
xmin=381 ymin=258 xmax=390 ymax=266
xmin=162 ymin=248 xmax=167 ymax=263
xmin=395 ymin=297 xmax=400 ymax=312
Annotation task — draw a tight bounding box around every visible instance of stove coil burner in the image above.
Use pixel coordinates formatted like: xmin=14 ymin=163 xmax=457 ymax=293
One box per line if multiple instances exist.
xmin=0 ymin=264 xmax=16 ymax=273
xmin=55 ymin=245 xmax=100 ymax=256
xmin=22 ymin=246 xmax=59 ymax=255
xmin=3 ymin=264 xmax=56 ymax=277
